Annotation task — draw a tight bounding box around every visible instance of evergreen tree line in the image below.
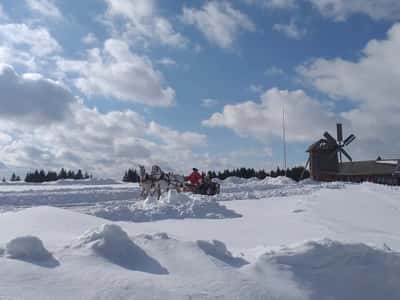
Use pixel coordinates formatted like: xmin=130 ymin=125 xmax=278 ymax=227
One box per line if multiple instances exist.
xmin=5 ymin=173 xmax=21 ymax=182
xmin=122 ymin=169 xmax=140 ymax=183
xmin=204 ymin=166 xmax=310 ymax=182
xmin=122 ymin=166 xmax=310 ymax=183
xmin=24 ymin=168 xmax=91 ymax=183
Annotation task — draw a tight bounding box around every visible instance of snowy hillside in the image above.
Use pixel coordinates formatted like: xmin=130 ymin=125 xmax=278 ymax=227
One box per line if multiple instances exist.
xmin=1 ymin=178 xmax=400 ymax=299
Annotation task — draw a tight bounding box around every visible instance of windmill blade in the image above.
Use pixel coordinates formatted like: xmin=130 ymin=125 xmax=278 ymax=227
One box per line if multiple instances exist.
xmin=340 ymin=148 xmax=352 ymax=162
xmin=343 ymin=134 xmax=356 ymax=146
xmin=336 ymin=123 xmax=343 ymax=142
xmin=300 ymin=157 xmax=310 ymax=180
xmin=323 ymin=131 xmax=338 ymax=146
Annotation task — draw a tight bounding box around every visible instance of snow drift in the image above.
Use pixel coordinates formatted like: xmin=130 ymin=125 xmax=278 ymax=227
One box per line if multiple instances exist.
xmin=3 ymin=236 xmax=59 ymax=267
xmin=72 ymin=224 xmax=168 ymax=274
xmin=196 ymin=239 xmax=248 ymax=267
xmin=90 ymin=190 xmax=242 ymax=222
xmin=215 ymin=176 xmax=346 ymax=201
xmin=1 ymin=179 xmax=400 ymax=299
xmin=253 ymin=239 xmax=400 ymax=300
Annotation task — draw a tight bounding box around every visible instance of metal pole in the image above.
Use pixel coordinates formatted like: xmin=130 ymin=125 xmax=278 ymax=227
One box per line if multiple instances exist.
xmin=282 ymin=104 xmax=287 ymax=174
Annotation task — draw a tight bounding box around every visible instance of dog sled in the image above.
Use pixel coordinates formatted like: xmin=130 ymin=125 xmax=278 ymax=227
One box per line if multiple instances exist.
xmin=139 ymin=165 xmax=220 ymax=199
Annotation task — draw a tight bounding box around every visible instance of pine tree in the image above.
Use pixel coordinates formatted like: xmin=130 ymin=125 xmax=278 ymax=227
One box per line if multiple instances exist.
xmin=39 ymin=170 xmax=46 ymax=182
xmin=10 ymin=173 xmax=17 ymax=182
xmin=58 ymin=168 xmax=67 ymax=180
xmin=75 ymin=169 xmax=83 ymax=180
xmin=46 ymin=171 xmax=58 ymax=182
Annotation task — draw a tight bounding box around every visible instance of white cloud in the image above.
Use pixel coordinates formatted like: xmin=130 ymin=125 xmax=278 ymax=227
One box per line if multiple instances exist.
xmin=0 ymin=132 xmax=12 ymax=145
xmin=58 ymin=39 xmax=175 ymax=107
xmin=0 ymin=46 xmax=37 ymax=70
xmin=25 ymin=0 xmax=62 ymax=18
xmin=105 ymin=0 xmax=155 ymax=21
xmin=245 ymin=0 xmax=400 ymax=21
xmin=203 ymin=88 xmax=338 ymax=142
xmin=299 ymin=23 xmax=400 ymax=158
xmin=273 ymin=21 xmax=306 ymax=39
xmin=157 ymin=57 xmax=176 ymax=66
xmin=105 ymin=0 xmax=187 ymax=48
xmin=249 ymin=84 xmax=263 ymax=93
xmin=308 ymin=0 xmax=400 ymax=21
xmin=0 ymin=65 xmax=209 ymax=177
xmin=0 ymin=23 xmax=61 ymax=57
xmin=182 ymin=1 xmax=255 ymax=49
xmin=265 ymin=66 xmax=285 ymax=76
xmin=201 ymin=98 xmax=219 ymax=108
xmin=264 ymin=146 xmax=273 ymax=157
xmin=0 ymin=64 xmax=74 ymax=124
xmin=82 ymin=33 xmax=98 ymax=45
xmin=299 ymin=23 xmax=400 ymax=111
xmin=242 ymin=0 xmax=297 ymax=9
xmin=0 ymin=4 xmax=8 ymax=20
xmin=0 ymin=101 xmax=210 ymax=176
xmin=147 ymin=122 xmax=207 ymax=149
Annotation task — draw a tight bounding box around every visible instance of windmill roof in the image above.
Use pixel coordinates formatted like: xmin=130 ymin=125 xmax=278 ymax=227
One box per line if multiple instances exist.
xmin=307 ymin=139 xmax=330 ymax=152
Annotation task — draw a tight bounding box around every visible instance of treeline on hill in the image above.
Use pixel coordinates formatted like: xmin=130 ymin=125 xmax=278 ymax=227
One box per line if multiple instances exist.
xmin=123 ymin=169 xmax=140 ymax=183
xmin=24 ymin=168 xmax=92 ymax=183
xmin=205 ymin=166 xmax=310 ymax=182
xmin=122 ymin=166 xmax=310 ymax=183
xmin=4 ymin=173 xmax=22 ymax=182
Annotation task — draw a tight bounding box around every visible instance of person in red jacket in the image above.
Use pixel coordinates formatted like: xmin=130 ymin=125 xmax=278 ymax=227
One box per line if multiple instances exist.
xmin=187 ymin=168 xmax=202 ymax=185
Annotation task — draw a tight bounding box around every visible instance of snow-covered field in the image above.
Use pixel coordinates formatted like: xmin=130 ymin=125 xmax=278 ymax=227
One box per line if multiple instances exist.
xmin=1 ymin=177 xmax=400 ymax=299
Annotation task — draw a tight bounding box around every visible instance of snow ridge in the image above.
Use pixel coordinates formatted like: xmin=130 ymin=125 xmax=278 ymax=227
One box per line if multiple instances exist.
xmin=90 ymin=190 xmax=242 ymax=222
xmin=72 ymin=224 xmax=168 ymax=274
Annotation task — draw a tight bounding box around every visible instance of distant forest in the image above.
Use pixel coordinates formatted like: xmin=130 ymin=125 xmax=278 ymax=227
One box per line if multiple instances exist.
xmin=3 ymin=169 xmax=92 ymax=183
xmin=3 ymin=166 xmax=309 ymax=183
xmin=122 ymin=166 xmax=310 ymax=183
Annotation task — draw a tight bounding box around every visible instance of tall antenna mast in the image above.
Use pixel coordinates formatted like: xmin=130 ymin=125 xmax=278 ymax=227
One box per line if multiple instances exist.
xmin=282 ymin=104 xmax=287 ymax=173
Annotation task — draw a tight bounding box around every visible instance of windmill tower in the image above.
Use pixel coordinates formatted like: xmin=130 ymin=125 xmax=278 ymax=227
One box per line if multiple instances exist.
xmin=306 ymin=124 xmax=356 ymax=181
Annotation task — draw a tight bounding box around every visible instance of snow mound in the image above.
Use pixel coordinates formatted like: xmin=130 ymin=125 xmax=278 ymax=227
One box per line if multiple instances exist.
xmin=196 ymin=239 xmax=248 ymax=267
xmin=257 ymin=239 xmax=400 ymax=300
xmin=74 ymin=224 xmax=168 ymax=274
xmin=140 ymin=232 xmax=170 ymax=241
xmin=4 ymin=236 xmax=58 ymax=267
xmin=214 ymin=176 xmax=347 ymax=201
xmin=90 ymin=193 xmax=242 ymax=222
xmin=6 ymin=236 xmax=52 ymax=260
xmin=160 ymin=190 xmax=192 ymax=205
xmin=261 ymin=176 xmax=296 ymax=186
xmin=222 ymin=176 xmax=256 ymax=185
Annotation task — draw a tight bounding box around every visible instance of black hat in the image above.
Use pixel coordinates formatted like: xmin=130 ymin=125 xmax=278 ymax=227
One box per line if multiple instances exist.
xmin=193 ymin=168 xmax=198 ymax=172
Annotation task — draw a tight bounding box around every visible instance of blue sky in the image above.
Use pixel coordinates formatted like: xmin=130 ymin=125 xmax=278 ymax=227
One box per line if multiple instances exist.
xmin=0 ymin=0 xmax=399 ymax=177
